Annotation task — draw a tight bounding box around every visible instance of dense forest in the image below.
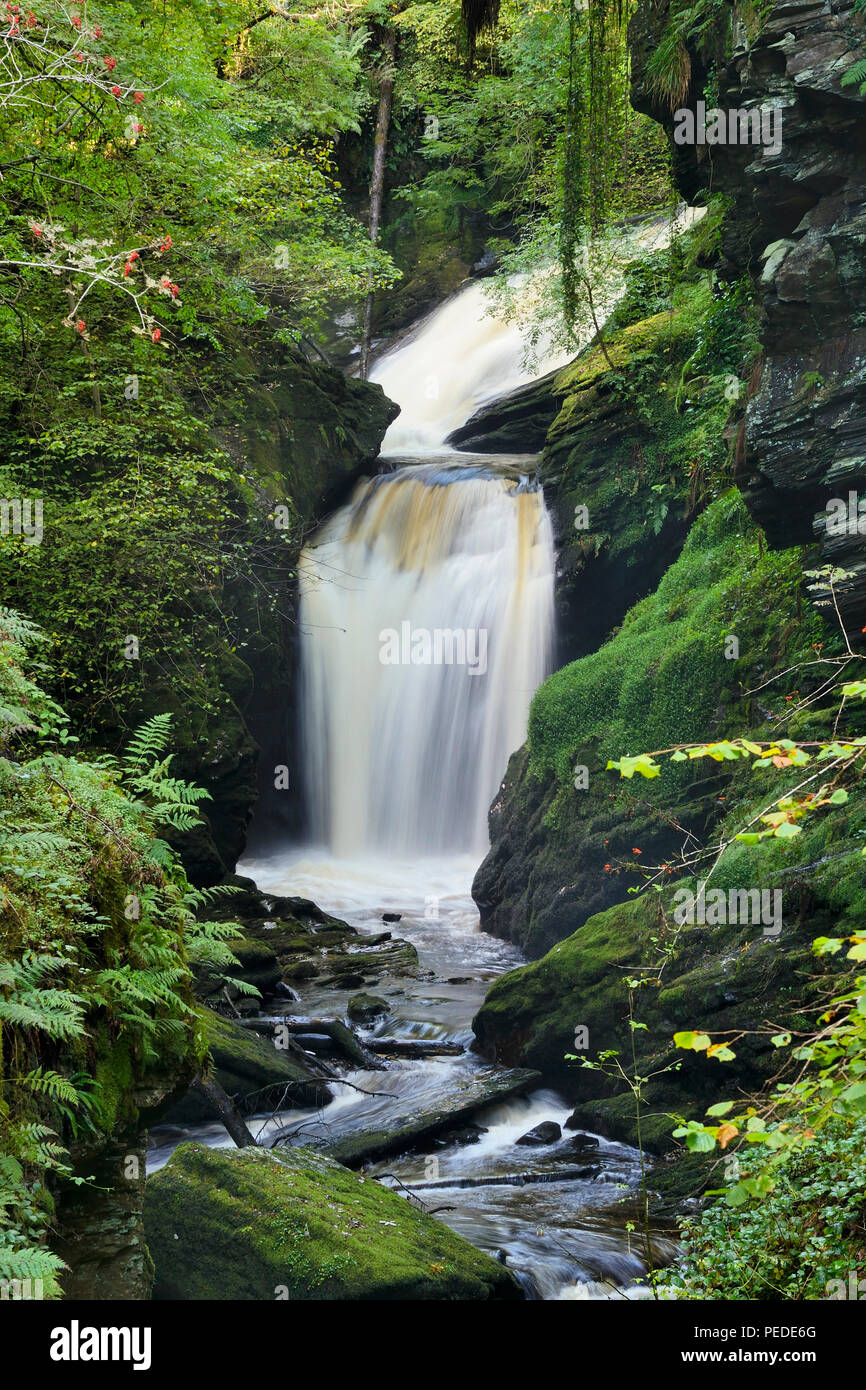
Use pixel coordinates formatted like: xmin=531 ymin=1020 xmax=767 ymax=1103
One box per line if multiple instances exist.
xmin=1 ymin=0 xmax=865 ymax=1340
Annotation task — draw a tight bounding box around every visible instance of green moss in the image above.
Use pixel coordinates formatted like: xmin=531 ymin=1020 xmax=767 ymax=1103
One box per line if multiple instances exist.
xmin=91 ymin=1036 xmax=136 ymax=1136
xmin=144 ymin=1143 xmax=520 ymax=1301
xmin=528 ymin=491 xmax=829 ymax=786
xmin=165 ymin=1010 xmax=329 ymax=1124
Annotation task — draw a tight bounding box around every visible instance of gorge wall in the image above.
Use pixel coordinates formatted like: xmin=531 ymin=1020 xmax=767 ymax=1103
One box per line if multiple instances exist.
xmin=471 ymin=0 xmax=866 ymax=1152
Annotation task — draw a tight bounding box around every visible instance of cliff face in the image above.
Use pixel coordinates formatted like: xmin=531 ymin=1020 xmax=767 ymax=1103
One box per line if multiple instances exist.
xmin=474 ymin=0 xmax=866 ymax=959
xmin=631 ymin=0 xmax=866 ymax=626
xmin=470 ymin=4 xmax=866 ymax=1143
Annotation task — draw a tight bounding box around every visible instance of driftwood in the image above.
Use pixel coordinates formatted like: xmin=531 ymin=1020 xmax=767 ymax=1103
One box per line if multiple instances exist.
xmin=368 ymin=1039 xmax=464 ymax=1058
xmin=190 ymin=1074 xmax=257 ymax=1148
xmin=395 ymin=1165 xmax=602 ymax=1192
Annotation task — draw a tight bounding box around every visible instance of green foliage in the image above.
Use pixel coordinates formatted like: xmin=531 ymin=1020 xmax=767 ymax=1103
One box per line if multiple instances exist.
xmin=663 ymin=1119 xmax=866 ymax=1298
xmin=0 ymin=610 xmax=236 ymax=1293
xmin=528 ymin=491 xmax=827 ymax=785
xmin=645 ymin=0 xmax=733 ymax=111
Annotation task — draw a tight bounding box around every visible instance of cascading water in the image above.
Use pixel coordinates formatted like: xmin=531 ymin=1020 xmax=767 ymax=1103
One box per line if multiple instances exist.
xmin=299 ymin=462 xmax=554 ymax=857
xmin=368 ymin=275 xmax=573 ymax=453
xmin=207 ymin=247 xmax=689 ymax=1297
xmin=297 ymin=273 xmax=568 ymax=859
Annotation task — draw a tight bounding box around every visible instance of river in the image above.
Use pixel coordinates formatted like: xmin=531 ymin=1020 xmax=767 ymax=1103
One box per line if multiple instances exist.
xmin=149 ymin=265 xmax=680 ymax=1300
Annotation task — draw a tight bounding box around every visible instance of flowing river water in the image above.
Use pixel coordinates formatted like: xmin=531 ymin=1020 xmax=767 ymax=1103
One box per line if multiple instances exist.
xmin=149 ymin=260 xmax=685 ymax=1299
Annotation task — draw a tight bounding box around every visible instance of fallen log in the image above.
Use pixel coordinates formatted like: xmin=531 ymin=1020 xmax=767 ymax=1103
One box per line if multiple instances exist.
xmin=190 ymin=1074 xmax=257 ymax=1148
xmin=368 ymin=1039 xmax=464 ymax=1058
xmin=238 ymin=1016 xmax=387 ymax=1071
xmin=388 ymin=1165 xmax=602 ymax=1192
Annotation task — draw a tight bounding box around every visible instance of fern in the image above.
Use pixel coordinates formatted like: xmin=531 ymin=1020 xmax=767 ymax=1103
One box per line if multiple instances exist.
xmin=841 ymin=56 xmax=866 ymax=94
xmin=122 ymin=712 xmax=175 ymax=769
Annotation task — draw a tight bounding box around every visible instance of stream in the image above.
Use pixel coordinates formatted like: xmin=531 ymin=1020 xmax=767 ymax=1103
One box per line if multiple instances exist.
xmin=149 ymin=266 xmax=681 ymax=1300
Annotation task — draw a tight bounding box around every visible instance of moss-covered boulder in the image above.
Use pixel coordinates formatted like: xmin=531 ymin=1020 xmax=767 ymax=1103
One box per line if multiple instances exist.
xmin=144 ymin=1143 xmax=521 ymax=1300
xmin=347 ymin=992 xmax=389 ymax=1023
xmin=473 ymin=491 xmax=835 ymax=958
xmin=164 ymin=1010 xmax=329 ymax=1124
xmin=474 ymin=775 xmax=866 ymax=1152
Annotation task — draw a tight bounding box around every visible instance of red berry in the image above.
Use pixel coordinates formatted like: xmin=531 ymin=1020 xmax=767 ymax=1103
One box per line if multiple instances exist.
xmin=152 ymin=328 xmax=161 ymax=342
xmin=76 ymin=320 xmax=86 ymax=333
xmin=111 ymin=84 xmax=122 ymax=97
xmin=133 ymin=91 xmax=144 ymax=103
xmin=104 ymin=55 xmax=116 ymax=71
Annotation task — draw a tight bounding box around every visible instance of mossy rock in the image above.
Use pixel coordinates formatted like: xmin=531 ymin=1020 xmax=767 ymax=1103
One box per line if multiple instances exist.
xmin=347 ymin=992 xmax=389 ymax=1023
xmin=473 ymin=491 xmax=838 ymax=958
xmin=144 ymin=1143 xmax=521 ymax=1300
xmin=473 ymin=827 xmax=859 ymax=1153
xmin=164 ymin=1011 xmax=329 ymax=1123
xmin=194 ymin=937 xmax=282 ymax=1001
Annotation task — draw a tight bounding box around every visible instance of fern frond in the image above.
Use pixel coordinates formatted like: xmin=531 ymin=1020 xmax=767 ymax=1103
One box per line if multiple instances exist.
xmin=123 ymin=713 xmax=175 ymax=770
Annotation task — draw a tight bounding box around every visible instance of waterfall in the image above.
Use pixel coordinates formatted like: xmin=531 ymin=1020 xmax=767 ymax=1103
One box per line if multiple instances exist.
xmin=295 ymin=276 xmax=564 ymax=856
xmin=299 ymin=462 xmax=554 ymax=856
xmin=369 ymin=277 xmax=573 ymax=454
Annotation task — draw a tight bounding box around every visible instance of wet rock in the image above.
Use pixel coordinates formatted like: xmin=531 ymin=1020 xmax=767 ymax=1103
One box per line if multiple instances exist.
xmin=346 ymin=992 xmax=389 ymax=1023
xmin=144 ymin=1143 xmax=521 ymax=1300
xmin=445 ymin=368 xmax=562 ymax=454
xmin=274 ymin=980 xmax=300 ymax=1001
xmin=163 ymin=1010 xmax=329 ymax=1124
xmin=382 ymin=911 xmax=402 ymax=922
xmin=563 ymin=1118 xmax=600 ymax=1146
xmin=563 ymin=1133 xmax=601 ymax=1156
xmin=327 ymin=972 xmax=365 ymax=990
xmin=515 ymin=1121 xmax=562 ymax=1147
xmin=311 ymin=1067 xmax=542 ymax=1167
xmin=433 ymin=1123 xmax=488 ymax=1148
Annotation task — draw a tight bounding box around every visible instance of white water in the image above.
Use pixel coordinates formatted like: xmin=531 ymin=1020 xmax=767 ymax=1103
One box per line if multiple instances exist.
xmin=217 ymin=226 xmax=699 ymax=1297
xmin=370 ymin=205 xmax=704 ymax=455
xmin=369 ymin=277 xmax=574 ymax=453
xmin=299 ymin=460 xmax=554 ymax=857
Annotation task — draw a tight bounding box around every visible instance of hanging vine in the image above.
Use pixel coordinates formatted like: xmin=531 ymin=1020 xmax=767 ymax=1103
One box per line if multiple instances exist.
xmin=559 ymin=0 xmax=642 ymax=341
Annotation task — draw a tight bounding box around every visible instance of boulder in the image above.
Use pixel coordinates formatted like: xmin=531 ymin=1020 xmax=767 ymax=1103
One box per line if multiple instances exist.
xmin=346 ymin=992 xmax=389 ymax=1023
xmin=143 ymin=1143 xmax=521 ymax=1300
xmin=163 ymin=1010 xmax=329 ymax=1124
xmin=515 ymin=1121 xmax=562 ymax=1147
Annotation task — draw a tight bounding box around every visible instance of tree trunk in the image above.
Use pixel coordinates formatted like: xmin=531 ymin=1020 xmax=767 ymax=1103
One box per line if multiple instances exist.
xmin=358 ymin=28 xmax=396 ymax=380
xmin=190 ymin=1074 xmax=258 ymax=1148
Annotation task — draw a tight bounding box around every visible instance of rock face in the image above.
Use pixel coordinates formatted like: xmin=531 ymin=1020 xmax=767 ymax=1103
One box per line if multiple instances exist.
xmin=469 ymin=0 xmax=866 ymax=1155
xmin=445 ymin=368 xmax=563 ymax=453
xmin=631 ymin=0 xmax=866 ymax=629
xmin=471 ymin=489 xmax=866 ymax=1146
xmin=144 ymin=1143 xmax=521 ymax=1300
xmin=162 ymin=1011 xmax=329 ymax=1125
xmin=179 ymin=352 xmax=396 ymax=880
xmin=473 ymin=491 xmax=829 ymax=956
